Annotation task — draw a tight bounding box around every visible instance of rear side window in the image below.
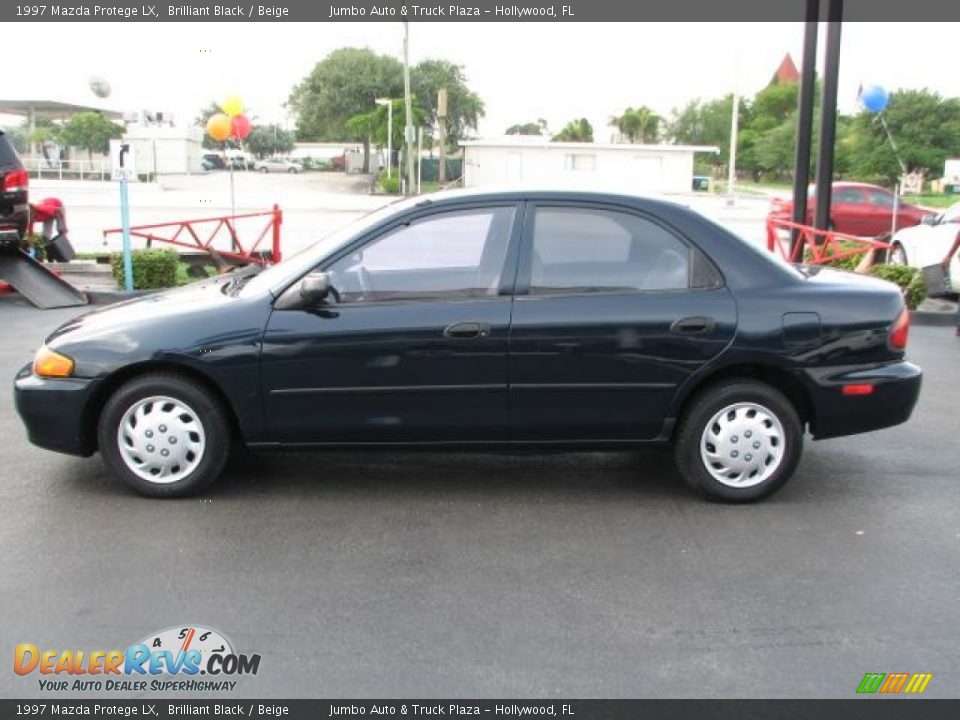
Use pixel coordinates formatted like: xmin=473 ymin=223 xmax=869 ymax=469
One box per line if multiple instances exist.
xmin=0 ymin=133 xmax=23 ymax=170
xmin=527 ymin=206 xmax=713 ymax=295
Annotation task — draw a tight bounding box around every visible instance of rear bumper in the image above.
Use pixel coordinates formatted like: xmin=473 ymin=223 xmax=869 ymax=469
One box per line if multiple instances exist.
xmin=14 ymin=363 xmax=99 ymax=456
xmin=801 ymin=361 xmax=922 ymax=440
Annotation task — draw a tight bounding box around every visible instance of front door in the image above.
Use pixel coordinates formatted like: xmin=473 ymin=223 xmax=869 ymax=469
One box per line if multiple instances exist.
xmin=261 ymin=204 xmax=521 ymax=443
xmin=508 ymin=203 xmax=737 ymax=441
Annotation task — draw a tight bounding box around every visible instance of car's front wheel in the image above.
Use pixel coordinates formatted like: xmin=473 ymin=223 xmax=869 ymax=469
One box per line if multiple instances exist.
xmin=674 ymin=381 xmax=803 ymax=502
xmin=97 ymin=373 xmax=231 ymax=498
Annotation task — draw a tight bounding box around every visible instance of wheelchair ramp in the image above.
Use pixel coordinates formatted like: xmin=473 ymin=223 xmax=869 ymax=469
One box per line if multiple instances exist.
xmin=0 ymin=251 xmax=88 ymax=308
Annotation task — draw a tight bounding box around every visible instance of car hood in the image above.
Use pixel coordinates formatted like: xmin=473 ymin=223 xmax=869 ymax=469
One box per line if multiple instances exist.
xmin=46 ymin=276 xmax=239 ymax=345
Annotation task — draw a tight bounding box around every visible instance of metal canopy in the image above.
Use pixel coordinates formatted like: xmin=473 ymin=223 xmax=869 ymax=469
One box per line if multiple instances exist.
xmin=0 ymin=99 xmax=124 ymax=120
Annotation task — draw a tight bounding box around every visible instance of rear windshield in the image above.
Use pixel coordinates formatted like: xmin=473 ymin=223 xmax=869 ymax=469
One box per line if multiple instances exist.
xmin=0 ymin=133 xmax=23 ymax=170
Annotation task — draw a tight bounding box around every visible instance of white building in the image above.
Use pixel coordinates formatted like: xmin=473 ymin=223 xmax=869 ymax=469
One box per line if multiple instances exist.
xmin=462 ymin=138 xmax=718 ymax=193
xmin=123 ymin=123 xmax=204 ymax=176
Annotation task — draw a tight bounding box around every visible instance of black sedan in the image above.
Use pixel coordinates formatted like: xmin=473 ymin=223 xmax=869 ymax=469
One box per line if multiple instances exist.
xmin=14 ymin=189 xmax=922 ymax=501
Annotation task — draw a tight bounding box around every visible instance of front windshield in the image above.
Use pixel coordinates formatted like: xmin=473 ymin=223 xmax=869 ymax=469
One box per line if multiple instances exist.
xmin=239 ymin=196 xmax=420 ymax=297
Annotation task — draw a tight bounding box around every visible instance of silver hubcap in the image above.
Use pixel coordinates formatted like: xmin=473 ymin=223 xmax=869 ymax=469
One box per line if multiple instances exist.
xmin=117 ymin=396 xmax=206 ymax=483
xmin=700 ymin=402 xmax=785 ymax=488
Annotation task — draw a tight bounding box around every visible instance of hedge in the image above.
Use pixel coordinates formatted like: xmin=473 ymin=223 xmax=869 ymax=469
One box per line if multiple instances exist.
xmin=378 ymin=170 xmax=401 ymax=194
xmin=868 ymin=263 xmax=926 ymax=310
xmin=110 ymin=249 xmax=178 ymax=289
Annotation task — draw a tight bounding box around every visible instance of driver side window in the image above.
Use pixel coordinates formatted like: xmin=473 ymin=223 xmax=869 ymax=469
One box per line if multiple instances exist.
xmin=325 ymin=206 xmax=515 ymax=304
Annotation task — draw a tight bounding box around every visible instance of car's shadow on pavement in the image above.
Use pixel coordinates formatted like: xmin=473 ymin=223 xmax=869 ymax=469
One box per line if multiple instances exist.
xmin=56 ymin=448 xmax=712 ymax=503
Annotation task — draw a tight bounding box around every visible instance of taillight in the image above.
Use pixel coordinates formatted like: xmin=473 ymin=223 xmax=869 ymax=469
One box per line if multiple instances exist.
xmin=2 ymin=168 xmax=28 ymax=193
xmin=889 ymin=308 xmax=909 ymax=350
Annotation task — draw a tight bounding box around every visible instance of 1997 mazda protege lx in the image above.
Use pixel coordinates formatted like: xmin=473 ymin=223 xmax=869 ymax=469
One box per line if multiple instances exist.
xmin=15 ymin=189 xmax=922 ymax=501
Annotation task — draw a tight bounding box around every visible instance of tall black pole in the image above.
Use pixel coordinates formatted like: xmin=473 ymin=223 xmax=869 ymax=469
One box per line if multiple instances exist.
xmin=814 ymin=0 xmax=843 ymax=231
xmin=791 ymin=0 xmax=819 ymax=255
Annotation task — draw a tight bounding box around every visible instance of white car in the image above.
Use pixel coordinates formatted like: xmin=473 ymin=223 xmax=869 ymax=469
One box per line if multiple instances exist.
xmin=889 ymin=202 xmax=960 ymax=294
xmin=254 ymin=158 xmax=302 ymax=173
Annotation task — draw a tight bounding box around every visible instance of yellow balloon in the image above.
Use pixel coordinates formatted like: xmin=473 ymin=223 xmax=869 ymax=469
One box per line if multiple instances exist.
xmin=206 ymin=113 xmax=232 ymax=142
xmin=220 ymin=96 xmax=245 ymax=117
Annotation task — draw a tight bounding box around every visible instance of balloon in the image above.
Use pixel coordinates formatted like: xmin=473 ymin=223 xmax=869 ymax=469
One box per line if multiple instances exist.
xmin=860 ymin=85 xmax=889 ymax=113
xmin=231 ymin=114 xmax=252 ymax=140
xmin=206 ymin=113 xmax=232 ymax=142
xmin=220 ymin=96 xmax=245 ymax=117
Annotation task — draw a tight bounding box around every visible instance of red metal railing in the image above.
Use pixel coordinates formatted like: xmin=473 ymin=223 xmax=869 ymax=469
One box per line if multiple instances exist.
xmin=766 ymin=217 xmax=891 ymax=266
xmin=102 ymin=205 xmax=283 ymax=266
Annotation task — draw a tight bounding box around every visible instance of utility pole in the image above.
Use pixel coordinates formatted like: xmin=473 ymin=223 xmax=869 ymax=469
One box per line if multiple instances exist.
xmin=726 ymin=76 xmax=739 ymax=206
xmin=814 ymin=1 xmax=844 ymax=231
xmin=437 ymin=87 xmax=448 ymax=184
xmin=791 ymin=0 xmax=819 ymax=257
xmin=403 ymin=21 xmax=415 ymax=196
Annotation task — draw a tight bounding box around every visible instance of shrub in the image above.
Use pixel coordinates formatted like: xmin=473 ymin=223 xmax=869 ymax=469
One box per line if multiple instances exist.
xmin=110 ymin=249 xmax=178 ymax=289
xmin=378 ymin=170 xmax=400 ymax=194
xmin=868 ymin=263 xmax=926 ymax=310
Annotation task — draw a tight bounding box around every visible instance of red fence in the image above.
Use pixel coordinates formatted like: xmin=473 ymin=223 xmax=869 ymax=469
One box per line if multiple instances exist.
xmin=103 ymin=205 xmax=282 ymax=266
xmin=766 ymin=217 xmax=891 ymax=266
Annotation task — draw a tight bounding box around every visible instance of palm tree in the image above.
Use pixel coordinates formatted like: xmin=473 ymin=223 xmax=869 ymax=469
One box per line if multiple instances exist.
xmin=609 ymin=106 xmax=662 ymax=144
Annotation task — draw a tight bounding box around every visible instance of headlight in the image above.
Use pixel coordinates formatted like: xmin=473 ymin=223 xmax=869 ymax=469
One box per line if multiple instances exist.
xmin=33 ymin=346 xmax=75 ymax=378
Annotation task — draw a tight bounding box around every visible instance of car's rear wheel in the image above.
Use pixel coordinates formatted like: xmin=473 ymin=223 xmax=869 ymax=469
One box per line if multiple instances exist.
xmin=674 ymin=381 xmax=803 ymax=502
xmin=98 ymin=373 xmax=231 ymax=498
xmin=259 ymin=166 xmax=268 ymax=173
xmin=889 ymin=242 xmax=908 ymax=266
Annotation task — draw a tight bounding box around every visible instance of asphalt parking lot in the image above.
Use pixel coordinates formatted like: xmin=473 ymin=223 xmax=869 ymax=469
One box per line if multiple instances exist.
xmin=1 ymin=296 xmax=958 ymax=699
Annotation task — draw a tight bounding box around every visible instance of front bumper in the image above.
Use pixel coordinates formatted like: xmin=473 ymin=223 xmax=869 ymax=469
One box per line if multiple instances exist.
xmin=801 ymin=361 xmax=923 ymax=440
xmin=14 ymin=363 xmax=100 ymax=456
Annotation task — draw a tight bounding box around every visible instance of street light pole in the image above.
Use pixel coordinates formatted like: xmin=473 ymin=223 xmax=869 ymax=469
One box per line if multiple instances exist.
xmin=726 ymin=52 xmax=740 ymax=207
xmin=403 ymin=21 xmax=415 ymax=196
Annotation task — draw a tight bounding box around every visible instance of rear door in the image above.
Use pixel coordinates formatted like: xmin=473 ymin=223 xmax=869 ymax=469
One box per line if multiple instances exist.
xmin=507 ymin=202 xmax=737 ymax=441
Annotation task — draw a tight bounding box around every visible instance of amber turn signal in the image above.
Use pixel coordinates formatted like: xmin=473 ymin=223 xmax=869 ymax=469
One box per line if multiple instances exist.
xmin=33 ymin=347 xmax=74 ymax=378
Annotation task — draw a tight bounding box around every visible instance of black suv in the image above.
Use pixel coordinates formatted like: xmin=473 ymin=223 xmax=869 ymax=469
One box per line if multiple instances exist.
xmin=0 ymin=129 xmax=29 ymax=247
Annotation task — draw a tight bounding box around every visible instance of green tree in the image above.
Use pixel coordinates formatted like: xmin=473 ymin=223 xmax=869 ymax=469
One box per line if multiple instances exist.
xmin=609 ymin=106 xmax=661 ymax=144
xmin=410 ymin=59 xmax=484 ymax=151
xmin=552 ymin=118 xmax=593 ymax=142
xmin=667 ymin=96 xmax=750 ymax=170
xmin=506 ymin=120 xmax=546 ymax=136
xmin=289 ymin=47 xmax=403 ymax=171
xmin=59 ymin=112 xmax=124 ymax=160
xmin=846 ymin=89 xmax=960 ymax=183
xmin=346 ymin=98 xmax=425 ymax=168
xmin=245 ymin=124 xmax=295 ymax=159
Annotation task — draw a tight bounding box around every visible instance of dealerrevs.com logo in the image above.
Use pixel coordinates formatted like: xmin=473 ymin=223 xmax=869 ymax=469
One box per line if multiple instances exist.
xmin=14 ymin=625 xmax=261 ymax=693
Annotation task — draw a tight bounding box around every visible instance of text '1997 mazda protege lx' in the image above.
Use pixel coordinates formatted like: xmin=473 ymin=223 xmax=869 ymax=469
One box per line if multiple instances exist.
xmin=15 ymin=189 xmax=922 ymax=501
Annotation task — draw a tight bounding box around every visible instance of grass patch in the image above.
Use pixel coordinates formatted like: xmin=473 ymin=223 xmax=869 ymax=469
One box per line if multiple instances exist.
xmin=901 ymin=194 xmax=958 ymax=209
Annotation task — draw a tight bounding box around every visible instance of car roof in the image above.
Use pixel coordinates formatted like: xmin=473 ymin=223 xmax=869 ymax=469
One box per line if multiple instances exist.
xmin=411 ymin=184 xmax=688 ymax=209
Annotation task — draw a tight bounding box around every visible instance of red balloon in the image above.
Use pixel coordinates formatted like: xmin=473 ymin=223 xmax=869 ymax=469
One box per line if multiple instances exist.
xmin=231 ymin=114 xmax=252 ymax=140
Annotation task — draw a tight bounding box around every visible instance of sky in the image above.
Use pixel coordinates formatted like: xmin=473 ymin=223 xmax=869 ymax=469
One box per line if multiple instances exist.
xmin=3 ymin=22 xmax=960 ymax=140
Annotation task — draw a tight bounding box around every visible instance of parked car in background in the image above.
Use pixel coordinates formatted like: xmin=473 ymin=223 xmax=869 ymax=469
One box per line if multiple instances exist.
xmin=0 ymin=129 xmax=29 ymax=241
xmin=254 ymin=157 xmax=302 ymax=174
xmin=769 ymin=182 xmax=930 ymax=237
xmin=889 ymin=201 xmax=960 ymax=294
xmin=201 ymin=153 xmax=226 ymax=171
xmin=14 ymin=189 xmax=921 ymax=502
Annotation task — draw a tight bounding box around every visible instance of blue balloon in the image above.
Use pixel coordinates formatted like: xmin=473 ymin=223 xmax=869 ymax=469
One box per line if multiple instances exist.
xmin=861 ymin=85 xmax=889 ymax=113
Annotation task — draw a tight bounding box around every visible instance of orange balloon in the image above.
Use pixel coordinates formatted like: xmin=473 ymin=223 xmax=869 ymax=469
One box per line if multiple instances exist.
xmin=206 ymin=113 xmax=232 ymax=142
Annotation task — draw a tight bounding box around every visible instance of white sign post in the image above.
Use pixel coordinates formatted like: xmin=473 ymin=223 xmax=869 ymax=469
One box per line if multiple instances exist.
xmin=110 ymin=140 xmax=136 ymax=291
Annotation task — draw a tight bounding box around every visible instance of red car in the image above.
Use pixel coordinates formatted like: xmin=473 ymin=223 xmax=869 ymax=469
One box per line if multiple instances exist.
xmin=769 ymin=182 xmax=929 ymax=237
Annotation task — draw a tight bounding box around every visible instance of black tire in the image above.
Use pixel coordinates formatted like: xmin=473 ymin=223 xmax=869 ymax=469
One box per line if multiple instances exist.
xmin=674 ymin=380 xmax=803 ymax=503
xmin=259 ymin=166 xmax=268 ymax=173
xmin=97 ymin=373 xmax=231 ymax=498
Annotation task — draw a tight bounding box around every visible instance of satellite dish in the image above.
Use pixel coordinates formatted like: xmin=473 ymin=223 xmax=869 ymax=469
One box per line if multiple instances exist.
xmin=89 ymin=76 xmax=111 ymax=99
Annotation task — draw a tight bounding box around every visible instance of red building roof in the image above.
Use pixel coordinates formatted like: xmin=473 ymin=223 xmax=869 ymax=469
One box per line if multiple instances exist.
xmin=772 ymin=54 xmax=801 ymax=85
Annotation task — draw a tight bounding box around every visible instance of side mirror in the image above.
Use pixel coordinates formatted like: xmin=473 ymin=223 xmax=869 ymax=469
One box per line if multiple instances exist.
xmin=275 ymin=271 xmax=332 ymax=310
xmin=299 ymin=271 xmax=331 ymax=302
xmin=921 ymin=214 xmax=939 ymax=226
